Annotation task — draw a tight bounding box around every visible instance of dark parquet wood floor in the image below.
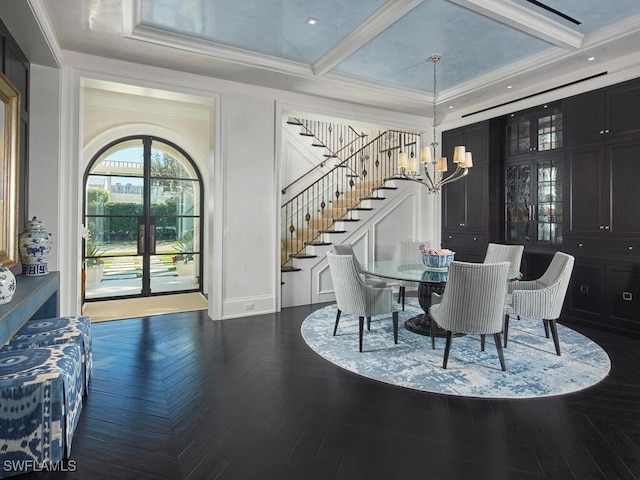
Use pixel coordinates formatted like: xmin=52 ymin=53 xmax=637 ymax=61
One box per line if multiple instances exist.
xmin=18 ymin=303 xmax=640 ymax=480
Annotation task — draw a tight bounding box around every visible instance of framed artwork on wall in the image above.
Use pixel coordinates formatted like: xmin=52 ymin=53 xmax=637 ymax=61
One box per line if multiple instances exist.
xmin=0 ymin=71 xmax=20 ymax=267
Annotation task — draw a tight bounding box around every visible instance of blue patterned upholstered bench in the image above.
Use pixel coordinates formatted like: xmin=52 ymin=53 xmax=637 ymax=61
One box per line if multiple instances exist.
xmin=3 ymin=317 xmax=92 ymax=395
xmin=0 ymin=344 xmax=84 ymax=477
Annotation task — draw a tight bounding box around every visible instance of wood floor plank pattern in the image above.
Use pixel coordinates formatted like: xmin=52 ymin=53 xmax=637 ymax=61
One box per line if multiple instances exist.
xmin=17 ymin=304 xmax=640 ymax=480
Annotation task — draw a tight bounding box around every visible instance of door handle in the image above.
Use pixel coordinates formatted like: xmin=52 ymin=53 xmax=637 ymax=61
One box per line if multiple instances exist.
xmin=148 ymin=224 xmax=156 ymax=255
xmin=138 ymin=222 xmax=145 ymax=255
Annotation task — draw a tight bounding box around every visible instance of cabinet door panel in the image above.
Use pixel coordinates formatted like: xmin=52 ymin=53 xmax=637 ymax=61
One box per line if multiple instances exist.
xmin=565 ymin=90 xmax=605 ymax=146
xmin=464 ymin=164 xmax=487 ymax=230
xmin=607 ymin=266 xmax=640 ymax=327
xmin=567 ymin=147 xmax=603 ymax=234
xmin=609 ymin=142 xmax=640 ymax=235
xmin=607 ymin=81 xmax=640 ymax=138
xmin=567 ymin=263 xmax=603 ymax=322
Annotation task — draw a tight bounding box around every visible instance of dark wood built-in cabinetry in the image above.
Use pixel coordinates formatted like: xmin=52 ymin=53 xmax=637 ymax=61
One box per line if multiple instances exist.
xmin=563 ymin=77 xmax=640 ymax=336
xmin=440 ymin=120 xmax=499 ymax=262
xmin=442 ymin=77 xmax=640 ymax=337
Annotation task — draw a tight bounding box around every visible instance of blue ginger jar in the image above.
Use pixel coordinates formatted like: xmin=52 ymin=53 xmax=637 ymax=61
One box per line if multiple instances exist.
xmin=18 ymin=217 xmax=53 ymax=276
xmin=0 ymin=266 xmax=16 ymax=304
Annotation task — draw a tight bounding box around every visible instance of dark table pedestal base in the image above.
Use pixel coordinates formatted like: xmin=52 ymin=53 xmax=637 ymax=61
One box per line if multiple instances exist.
xmin=405 ymin=314 xmax=465 ymax=338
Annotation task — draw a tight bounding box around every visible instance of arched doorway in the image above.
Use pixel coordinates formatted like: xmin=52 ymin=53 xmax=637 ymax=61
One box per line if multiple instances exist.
xmin=83 ymin=135 xmax=203 ymax=301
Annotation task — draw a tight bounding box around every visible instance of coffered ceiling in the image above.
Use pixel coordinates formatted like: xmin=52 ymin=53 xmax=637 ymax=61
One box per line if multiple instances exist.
xmin=9 ymin=0 xmax=640 ymax=118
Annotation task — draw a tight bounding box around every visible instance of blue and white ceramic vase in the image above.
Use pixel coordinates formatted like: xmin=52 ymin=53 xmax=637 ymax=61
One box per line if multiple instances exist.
xmin=18 ymin=217 xmax=53 ymax=276
xmin=0 ymin=267 xmax=16 ymax=304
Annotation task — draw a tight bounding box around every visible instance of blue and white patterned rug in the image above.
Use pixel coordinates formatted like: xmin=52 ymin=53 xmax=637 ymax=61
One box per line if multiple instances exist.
xmin=301 ymin=300 xmax=611 ymax=399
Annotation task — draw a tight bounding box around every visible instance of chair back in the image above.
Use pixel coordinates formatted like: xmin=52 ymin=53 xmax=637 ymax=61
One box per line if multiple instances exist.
xmin=326 ymin=252 xmax=392 ymax=317
xmin=332 ymin=243 xmax=362 ymax=272
xmin=399 ymin=240 xmax=431 ymax=262
xmin=538 ymin=251 xmax=575 ymax=318
xmin=433 ymin=261 xmax=511 ymax=335
xmin=483 ymin=243 xmax=524 ymax=274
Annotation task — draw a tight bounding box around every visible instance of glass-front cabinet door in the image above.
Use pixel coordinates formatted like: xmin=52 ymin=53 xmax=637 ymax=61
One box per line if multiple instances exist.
xmin=504 ymin=102 xmax=563 ymax=248
xmin=504 ymin=158 xmax=562 ymax=246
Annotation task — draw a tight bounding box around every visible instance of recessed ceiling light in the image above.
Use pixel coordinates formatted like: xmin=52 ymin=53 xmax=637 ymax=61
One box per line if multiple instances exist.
xmin=588 ymin=56 xmax=595 ymax=61
xmin=507 ymin=85 xmax=513 ymax=89
xmin=449 ymin=106 xmax=454 ymax=109
xmin=306 ymin=17 xmax=318 ymax=25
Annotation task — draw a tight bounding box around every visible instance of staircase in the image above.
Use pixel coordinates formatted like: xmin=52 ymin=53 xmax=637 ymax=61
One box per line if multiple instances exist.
xmin=281 ymin=119 xmax=419 ymax=273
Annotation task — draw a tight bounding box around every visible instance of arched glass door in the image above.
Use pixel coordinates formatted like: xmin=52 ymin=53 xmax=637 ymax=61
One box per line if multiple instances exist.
xmin=83 ymin=136 xmax=203 ymax=300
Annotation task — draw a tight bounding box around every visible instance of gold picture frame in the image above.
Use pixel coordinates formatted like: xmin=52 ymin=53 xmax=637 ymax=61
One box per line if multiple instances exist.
xmin=0 ymin=72 xmax=20 ymax=268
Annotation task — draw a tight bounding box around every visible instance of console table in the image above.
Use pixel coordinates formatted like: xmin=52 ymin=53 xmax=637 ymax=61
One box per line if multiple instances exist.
xmin=0 ymin=271 xmax=60 ymax=347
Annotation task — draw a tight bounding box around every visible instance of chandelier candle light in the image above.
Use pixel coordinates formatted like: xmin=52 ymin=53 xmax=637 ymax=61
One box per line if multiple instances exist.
xmin=396 ymin=55 xmax=472 ymax=193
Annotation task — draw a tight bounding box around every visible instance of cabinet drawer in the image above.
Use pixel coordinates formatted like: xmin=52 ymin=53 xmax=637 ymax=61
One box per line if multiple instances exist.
xmin=442 ymin=232 xmax=487 ymax=247
xmin=565 ymin=238 xmax=640 ymax=257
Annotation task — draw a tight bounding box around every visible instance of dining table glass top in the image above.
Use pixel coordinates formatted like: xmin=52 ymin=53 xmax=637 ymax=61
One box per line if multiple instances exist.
xmin=361 ymin=260 xmax=521 ymax=284
xmin=360 ymin=260 xmax=449 ymax=283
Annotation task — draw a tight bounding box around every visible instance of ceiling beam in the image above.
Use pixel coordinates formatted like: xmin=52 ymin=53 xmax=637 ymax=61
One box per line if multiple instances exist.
xmin=449 ymin=0 xmax=583 ymax=50
xmin=311 ymin=0 xmax=424 ymax=77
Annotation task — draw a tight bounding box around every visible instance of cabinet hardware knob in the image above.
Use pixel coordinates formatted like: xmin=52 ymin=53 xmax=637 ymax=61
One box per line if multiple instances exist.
xmin=622 ymin=292 xmax=633 ymax=301
xmin=578 ymin=243 xmax=584 ymax=247
xmin=580 ymin=285 xmax=589 ymax=294
xmin=599 ymin=225 xmax=605 ymax=229
xmin=448 ymin=235 xmax=452 ymax=239
xmin=605 ymin=129 xmax=610 ymax=134
xmin=605 ymin=225 xmax=610 ymax=230
xmin=473 ymin=237 xmax=477 ymax=241
xmin=629 ymin=246 xmax=634 ymax=250
xmin=599 ymin=130 xmax=605 ymax=134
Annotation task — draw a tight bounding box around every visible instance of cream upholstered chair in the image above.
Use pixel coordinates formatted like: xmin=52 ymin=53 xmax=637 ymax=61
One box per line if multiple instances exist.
xmin=483 ymin=243 xmax=524 ymax=279
xmin=332 ymin=243 xmax=387 ymax=288
xmin=326 ymin=252 xmax=399 ymax=352
xmin=504 ymin=251 xmax=575 ymax=356
xmin=429 ymin=261 xmax=511 ymax=370
xmin=397 ymin=240 xmax=431 ymax=310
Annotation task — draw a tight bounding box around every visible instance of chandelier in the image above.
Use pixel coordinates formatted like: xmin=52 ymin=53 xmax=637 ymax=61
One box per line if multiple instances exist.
xmin=396 ymin=54 xmax=472 ymax=194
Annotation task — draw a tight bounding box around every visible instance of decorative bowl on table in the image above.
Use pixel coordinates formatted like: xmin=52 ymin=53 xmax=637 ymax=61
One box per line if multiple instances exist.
xmin=420 ymin=250 xmax=455 ymax=270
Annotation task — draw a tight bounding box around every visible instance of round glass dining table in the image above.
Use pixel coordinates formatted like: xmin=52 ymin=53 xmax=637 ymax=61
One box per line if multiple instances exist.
xmin=360 ymin=260 xmax=520 ymax=337
xmin=360 ymin=260 xmax=449 ymax=336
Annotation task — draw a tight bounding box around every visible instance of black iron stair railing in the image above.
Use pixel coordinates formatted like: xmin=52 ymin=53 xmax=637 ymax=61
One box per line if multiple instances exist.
xmin=281 ymin=128 xmax=419 ymax=270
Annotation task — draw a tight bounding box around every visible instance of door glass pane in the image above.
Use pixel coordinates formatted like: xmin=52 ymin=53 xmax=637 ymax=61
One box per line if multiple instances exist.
xmin=536 ymin=160 xmax=563 ymax=245
xmin=537 ymin=113 xmax=563 ymax=151
xmin=149 ymin=140 xmax=201 ymax=294
xmin=505 ymin=164 xmax=532 ymax=243
xmin=85 ymin=140 xmax=145 ymax=299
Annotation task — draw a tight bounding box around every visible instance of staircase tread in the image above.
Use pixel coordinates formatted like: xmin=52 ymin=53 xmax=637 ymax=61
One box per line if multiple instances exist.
xmin=336 ymin=218 xmax=360 ymax=222
xmin=374 ymin=186 xmax=398 ymax=191
xmin=306 ymin=241 xmax=332 ymax=246
xmin=290 ymin=254 xmax=318 ymax=259
xmin=348 ymin=207 xmax=373 ymax=211
xmin=282 ymin=266 xmax=302 ymax=272
xmin=319 ymin=230 xmax=347 ymax=234
xmin=363 ymin=196 xmax=386 ymax=200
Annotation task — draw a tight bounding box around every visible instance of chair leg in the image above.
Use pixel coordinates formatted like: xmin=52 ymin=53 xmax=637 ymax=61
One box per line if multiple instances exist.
xmin=480 ymin=334 xmax=486 ymax=351
xmin=442 ymin=331 xmax=453 ymax=369
xmin=503 ymin=313 xmax=510 ymax=347
xmin=429 ymin=315 xmax=435 ymax=350
xmin=333 ymin=309 xmax=342 ymax=336
xmin=392 ymin=311 xmax=399 ymax=344
xmin=494 ymin=333 xmax=506 ymax=371
xmin=367 ymin=316 xmax=371 ymax=331
xmin=543 ymin=319 xmax=550 ymax=338
xmin=359 ymin=316 xmax=364 ymax=352
xmin=548 ymin=319 xmax=561 ymax=356
xmin=398 ymin=286 xmax=405 ymax=310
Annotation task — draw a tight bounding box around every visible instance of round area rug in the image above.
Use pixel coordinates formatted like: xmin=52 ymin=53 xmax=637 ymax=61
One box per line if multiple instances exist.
xmin=301 ymin=299 xmax=611 ymax=399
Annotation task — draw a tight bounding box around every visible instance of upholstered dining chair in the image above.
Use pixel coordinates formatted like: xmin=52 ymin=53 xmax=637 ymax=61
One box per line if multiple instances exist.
xmin=397 ymin=240 xmax=431 ymax=310
xmin=429 ymin=261 xmax=511 ymax=370
xmin=332 ymin=243 xmax=387 ymax=288
xmin=483 ymin=243 xmax=524 ymax=280
xmin=504 ymin=251 xmax=575 ymax=356
xmin=326 ymin=252 xmax=400 ymax=352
